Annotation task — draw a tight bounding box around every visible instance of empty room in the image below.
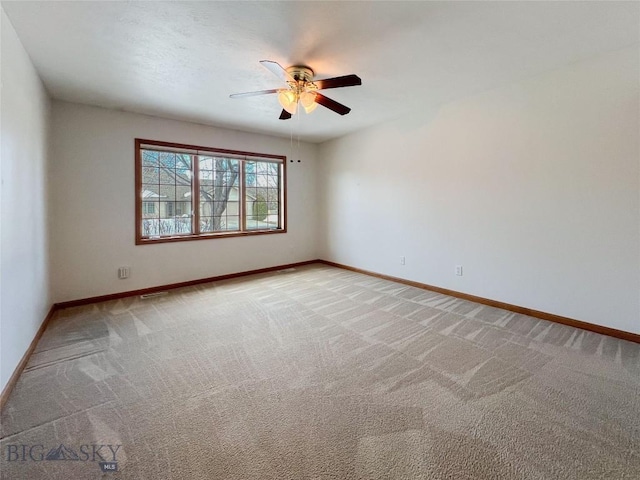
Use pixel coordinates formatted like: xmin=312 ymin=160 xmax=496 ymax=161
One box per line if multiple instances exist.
xmin=1 ymin=1 xmax=639 ymax=478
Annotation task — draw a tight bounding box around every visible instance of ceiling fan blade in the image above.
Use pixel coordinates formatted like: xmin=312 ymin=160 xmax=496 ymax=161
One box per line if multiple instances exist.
xmin=279 ymin=109 xmax=292 ymax=120
xmin=314 ymin=74 xmax=362 ymax=90
xmin=260 ymin=60 xmax=295 ymax=84
xmin=229 ymin=89 xmax=280 ymax=98
xmin=315 ymin=93 xmax=351 ymax=115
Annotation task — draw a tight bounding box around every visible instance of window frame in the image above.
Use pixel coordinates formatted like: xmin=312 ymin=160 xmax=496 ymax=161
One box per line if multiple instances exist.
xmin=135 ymin=138 xmax=287 ymax=245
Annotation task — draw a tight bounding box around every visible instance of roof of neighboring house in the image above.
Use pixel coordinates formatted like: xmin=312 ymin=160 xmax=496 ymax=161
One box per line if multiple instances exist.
xmin=185 ymin=185 xmax=257 ymax=200
xmin=144 ymin=185 xmax=275 ymax=202
xmin=142 ymin=190 xmax=166 ymax=199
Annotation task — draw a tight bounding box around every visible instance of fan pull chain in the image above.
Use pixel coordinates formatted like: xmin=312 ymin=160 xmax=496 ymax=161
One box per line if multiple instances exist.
xmin=297 ymin=108 xmax=301 ymax=162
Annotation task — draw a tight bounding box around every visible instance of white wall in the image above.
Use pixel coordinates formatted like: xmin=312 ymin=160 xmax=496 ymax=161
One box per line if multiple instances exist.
xmin=50 ymin=101 xmax=319 ymax=302
xmin=319 ymin=46 xmax=640 ymax=334
xmin=0 ymin=8 xmax=52 ymax=391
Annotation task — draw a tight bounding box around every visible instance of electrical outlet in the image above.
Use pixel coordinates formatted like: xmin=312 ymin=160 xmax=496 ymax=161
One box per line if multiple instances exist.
xmin=455 ymin=265 xmax=463 ymax=276
xmin=400 ymin=256 xmax=406 ymax=265
xmin=118 ymin=266 xmax=130 ymax=279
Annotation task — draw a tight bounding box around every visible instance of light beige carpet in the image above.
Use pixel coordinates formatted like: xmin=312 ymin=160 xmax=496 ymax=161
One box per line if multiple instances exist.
xmin=1 ymin=264 xmax=639 ymax=479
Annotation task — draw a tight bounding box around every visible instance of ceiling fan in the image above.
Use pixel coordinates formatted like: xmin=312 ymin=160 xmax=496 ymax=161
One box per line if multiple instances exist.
xmin=230 ymin=60 xmax=362 ymax=120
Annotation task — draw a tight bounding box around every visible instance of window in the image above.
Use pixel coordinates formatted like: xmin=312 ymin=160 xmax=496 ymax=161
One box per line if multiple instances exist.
xmin=142 ymin=202 xmax=156 ymax=214
xmin=135 ymin=139 xmax=286 ymax=244
xmin=163 ymin=201 xmax=189 ymax=218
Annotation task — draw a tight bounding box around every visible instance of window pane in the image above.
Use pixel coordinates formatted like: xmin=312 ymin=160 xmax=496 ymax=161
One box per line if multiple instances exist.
xmin=200 ymin=169 xmax=214 ymax=186
xmin=175 ymin=201 xmax=191 ymax=217
xmin=200 ymin=200 xmax=213 ymax=217
xmin=142 ymin=166 xmax=159 ymax=184
xmin=142 ymin=150 xmax=159 ymax=166
xmin=175 ymin=153 xmax=192 ymax=172
xmin=141 ymin=201 xmax=160 ymax=237
xmin=142 ymin=186 xmax=161 ymax=202
xmin=199 ymin=156 xmax=213 ymax=171
xmin=245 ymin=161 xmax=280 ymax=230
xmin=200 ymin=216 xmax=213 ymax=232
xmin=176 ymin=185 xmax=191 ymax=202
xmin=140 ymin=148 xmax=194 ymax=237
xmin=165 ymin=201 xmax=175 ymax=217
xmin=159 ymin=184 xmax=176 ymax=202
xmin=142 ymin=201 xmax=158 ymax=216
xmin=199 ymin=158 xmax=240 ymax=232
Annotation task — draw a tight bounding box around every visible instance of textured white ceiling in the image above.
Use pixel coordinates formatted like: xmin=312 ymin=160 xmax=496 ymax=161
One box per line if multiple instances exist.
xmin=3 ymin=1 xmax=638 ymax=143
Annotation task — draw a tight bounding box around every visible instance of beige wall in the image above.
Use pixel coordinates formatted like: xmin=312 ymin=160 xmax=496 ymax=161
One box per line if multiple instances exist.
xmin=318 ymin=46 xmax=640 ymax=334
xmin=1 ymin=8 xmax=52 ymax=391
xmin=50 ymin=101 xmax=319 ymax=302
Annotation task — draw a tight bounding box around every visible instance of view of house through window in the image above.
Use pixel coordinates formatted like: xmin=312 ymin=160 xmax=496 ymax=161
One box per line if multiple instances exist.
xmin=136 ymin=139 xmax=285 ymax=243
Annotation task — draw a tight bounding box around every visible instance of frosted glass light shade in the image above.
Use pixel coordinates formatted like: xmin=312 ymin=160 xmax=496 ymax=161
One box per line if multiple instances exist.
xmin=300 ymin=91 xmax=316 ymax=107
xmin=303 ymin=102 xmax=318 ymax=114
xmin=300 ymin=91 xmax=318 ymax=113
xmin=278 ymin=90 xmax=298 ymax=114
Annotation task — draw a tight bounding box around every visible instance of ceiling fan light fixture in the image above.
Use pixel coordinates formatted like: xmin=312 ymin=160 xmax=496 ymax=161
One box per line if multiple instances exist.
xmin=232 ymin=61 xmax=361 ymax=119
xmin=278 ymin=90 xmax=298 ymax=114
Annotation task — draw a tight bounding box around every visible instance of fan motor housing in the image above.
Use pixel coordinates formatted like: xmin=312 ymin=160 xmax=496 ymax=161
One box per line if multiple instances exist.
xmin=286 ymin=66 xmax=314 ymax=83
